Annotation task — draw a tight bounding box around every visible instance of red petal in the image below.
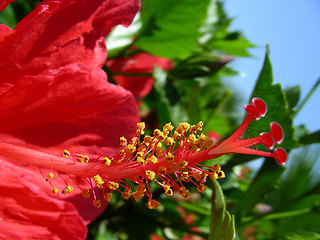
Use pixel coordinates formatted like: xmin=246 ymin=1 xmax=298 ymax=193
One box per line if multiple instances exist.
xmin=0 ymin=161 xmax=87 ymax=240
xmin=0 ymin=0 xmax=141 ymax=84
xmin=0 ymin=0 xmax=15 ymax=12
xmin=107 ymin=52 xmax=173 ymax=98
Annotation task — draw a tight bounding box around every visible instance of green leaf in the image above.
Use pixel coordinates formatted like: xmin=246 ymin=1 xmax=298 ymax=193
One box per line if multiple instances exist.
xmin=209 ymin=181 xmax=235 ymax=240
xmin=0 ymin=4 xmax=16 ymax=28
xmin=284 ymin=85 xmax=301 ymax=110
xmin=210 ymin=38 xmax=254 ymax=57
xmin=299 ymin=130 xmax=320 ymax=145
xmin=233 ymin=159 xmax=285 ymax=221
xmin=136 ymin=0 xmax=211 ymax=59
xmin=249 ymin=44 xmax=298 ymax=150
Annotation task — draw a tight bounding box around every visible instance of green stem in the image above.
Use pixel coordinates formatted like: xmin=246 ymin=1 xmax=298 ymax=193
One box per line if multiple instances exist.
xmin=294 ymin=77 xmax=320 ymax=117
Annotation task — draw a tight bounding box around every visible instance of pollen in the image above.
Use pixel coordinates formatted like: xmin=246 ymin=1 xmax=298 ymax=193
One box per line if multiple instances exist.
xmin=52 ymin=188 xmax=58 ymax=194
xmin=123 ymin=188 xmax=132 ymax=200
xmin=63 ymin=150 xmax=70 ymax=158
xmin=148 ymin=199 xmax=160 ymax=209
xmin=103 ymin=157 xmax=111 ymax=166
xmin=92 ymin=199 xmax=101 ymax=208
xmin=147 ymin=155 xmax=158 ymax=164
xmin=47 ymin=172 xmax=54 ymax=179
xmin=120 ymin=137 xmax=127 ymax=146
xmin=77 ymin=154 xmax=89 ymax=163
xmin=62 ymin=185 xmax=73 ymax=195
xmin=137 ymin=122 xmax=145 ymax=130
xmin=106 ymin=181 xmax=119 ymax=191
xmin=197 ymin=183 xmax=207 ymax=194
xmin=103 ymin=192 xmax=113 ymax=202
xmin=178 ymin=186 xmax=191 ymax=199
xmin=211 ymin=163 xmax=221 ymax=172
xmin=93 ymin=174 xmax=105 ymax=189
xmin=146 ymin=170 xmax=155 ymax=180
xmin=164 ymin=153 xmax=174 ymax=163
xmin=157 ymin=166 xmax=167 ymax=175
xmin=82 ymin=188 xmax=90 ymax=199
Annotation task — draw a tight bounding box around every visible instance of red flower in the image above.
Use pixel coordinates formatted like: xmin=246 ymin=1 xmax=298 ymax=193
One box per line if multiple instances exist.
xmin=0 ymin=0 xmax=140 ymax=239
xmin=107 ymin=52 xmax=173 ymax=99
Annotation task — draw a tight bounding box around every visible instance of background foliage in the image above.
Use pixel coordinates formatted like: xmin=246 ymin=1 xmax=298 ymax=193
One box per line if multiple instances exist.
xmin=2 ymin=0 xmax=319 ymax=239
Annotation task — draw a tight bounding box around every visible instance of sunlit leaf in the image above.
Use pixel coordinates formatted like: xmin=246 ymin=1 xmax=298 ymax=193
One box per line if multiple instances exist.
xmin=248 ymin=44 xmax=298 ymax=150
xmin=136 ymin=0 xmax=211 ymax=59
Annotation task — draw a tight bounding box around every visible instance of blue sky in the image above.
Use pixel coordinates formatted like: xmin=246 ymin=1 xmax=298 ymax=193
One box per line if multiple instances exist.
xmin=224 ymin=0 xmax=320 ymax=133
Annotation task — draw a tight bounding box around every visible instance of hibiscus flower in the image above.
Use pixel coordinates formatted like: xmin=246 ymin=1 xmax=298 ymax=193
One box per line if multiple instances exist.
xmin=107 ymin=52 xmax=173 ymax=99
xmin=0 ymin=0 xmax=140 ymax=239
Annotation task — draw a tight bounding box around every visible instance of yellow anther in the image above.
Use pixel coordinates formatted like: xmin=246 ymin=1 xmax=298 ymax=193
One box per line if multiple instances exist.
xmin=209 ymin=172 xmax=218 ymax=181
xmin=196 ymin=121 xmax=203 ymax=131
xmin=171 ymin=163 xmax=179 ymax=172
xmin=204 ymin=138 xmax=214 ymax=148
xmin=195 ymin=133 xmax=207 ymax=148
xmin=93 ymin=174 xmax=104 ymax=189
xmin=217 ymin=170 xmax=225 ymax=179
xmin=103 ymin=157 xmax=112 ymax=166
xmin=63 ymin=150 xmax=70 ymax=158
xmin=164 ymin=152 xmax=174 ymax=163
xmin=178 ymin=159 xmax=188 ymax=169
xmin=131 ymin=137 xmax=138 ymax=144
xmin=93 ymin=199 xmax=101 ymax=208
xmin=156 ymin=142 xmax=162 ymax=149
xmin=187 ymin=134 xmax=197 ymax=143
xmin=211 ymin=163 xmax=221 ymax=172
xmin=136 ymin=129 xmax=144 ymax=136
xmin=82 ymin=188 xmax=91 ymax=199
xmin=104 ymin=192 xmax=113 ymax=202
xmin=52 ymin=188 xmax=58 ymax=194
xmin=125 ymin=144 xmax=136 ymax=154
xmin=163 ymin=122 xmax=174 ymax=132
xmin=164 ymin=137 xmax=175 ymax=145
xmin=77 ymin=154 xmax=89 ymax=163
xmin=47 ymin=172 xmax=54 ymax=179
xmin=106 ymin=181 xmax=119 ymax=191
xmin=137 ymin=122 xmax=145 ymax=130
xmin=193 ymin=171 xmax=207 ymax=182
xmin=153 ymin=129 xmax=164 ymax=140
xmin=132 ymin=191 xmax=144 ymax=201
xmin=181 ymin=172 xmax=189 ymax=180
xmin=123 ymin=188 xmax=132 ymax=200
xmin=148 ymin=199 xmax=160 ymax=209
xmin=163 ymin=123 xmax=174 ymax=136
xmin=173 ymin=131 xmax=181 ymax=140
xmin=156 ymin=148 xmax=164 ymax=157
xmin=143 ymin=135 xmax=153 ymax=143
xmin=119 ymin=149 xmax=126 ymax=158
xmin=120 ymin=137 xmax=127 ymax=146
xmin=147 ymin=155 xmax=158 ymax=164
xmin=187 ymin=142 xmax=198 ymax=153
xmin=197 ymin=183 xmax=207 ymax=194
xmin=162 ymin=184 xmax=173 ymax=196
xmin=137 ymin=157 xmax=145 ymax=165
xmin=136 ymin=151 xmax=145 ymax=158
xmin=177 ymin=186 xmax=191 ymax=199
xmin=157 ymin=166 xmax=167 ymax=175
xmin=132 ymin=184 xmax=146 ymax=201
xmin=176 ymin=122 xmax=191 ymax=134
xmin=62 ymin=185 xmax=73 ymax=195
xmin=146 ymin=170 xmax=155 ymax=180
